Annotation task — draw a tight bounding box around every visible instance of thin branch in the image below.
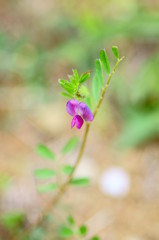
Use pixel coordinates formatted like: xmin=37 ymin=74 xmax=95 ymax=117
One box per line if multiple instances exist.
xmin=11 ymin=56 xmax=124 ymax=240
xmin=34 ymin=56 xmax=124 ymax=227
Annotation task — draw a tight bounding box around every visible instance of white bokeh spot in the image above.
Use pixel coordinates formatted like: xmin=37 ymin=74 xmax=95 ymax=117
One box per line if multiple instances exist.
xmin=99 ymin=167 xmax=130 ymax=197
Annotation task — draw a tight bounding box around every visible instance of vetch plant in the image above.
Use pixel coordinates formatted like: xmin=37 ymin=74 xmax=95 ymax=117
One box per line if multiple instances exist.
xmin=10 ymin=47 xmax=124 ymax=240
xmin=66 ymin=100 xmax=93 ymax=129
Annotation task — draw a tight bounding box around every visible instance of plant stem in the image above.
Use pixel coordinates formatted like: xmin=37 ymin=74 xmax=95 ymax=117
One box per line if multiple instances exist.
xmin=35 ymin=56 xmax=124 ymax=227
xmin=35 ymin=123 xmax=90 ymax=227
xmin=93 ymin=56 xmax=124 ymax=119
xmin=12 ymin=57 xmax=124 ymax=240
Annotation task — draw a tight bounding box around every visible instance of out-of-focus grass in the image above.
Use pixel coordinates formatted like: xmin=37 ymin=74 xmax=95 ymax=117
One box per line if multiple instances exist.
xmin=0 ymin=1 xmax=159 ymax=239
xmin=0 ymin=1 xmax=159 ymax=145
xmin=113 ymin=53 xmax=159 ymax=147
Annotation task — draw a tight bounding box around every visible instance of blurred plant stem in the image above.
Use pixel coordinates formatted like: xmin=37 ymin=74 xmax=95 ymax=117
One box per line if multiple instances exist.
xmin=93 ymin=56 xmax=125 ymax=118
xmin=33 ymin=56 xmax=125 ymax=227
xmin=11 ymin=57 xmax=124 ymax=240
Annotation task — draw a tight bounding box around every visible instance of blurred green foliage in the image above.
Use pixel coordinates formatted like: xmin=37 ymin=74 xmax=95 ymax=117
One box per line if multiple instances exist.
xmin=114 ymin=53 xmax=159 ymax=147
xmin=1 ymin=211 xmax=25 ymax=230
xmin=0 ymin=2 xmax=159 ymax=143
xmin=0 ymin=1 xmax=159 ymax=239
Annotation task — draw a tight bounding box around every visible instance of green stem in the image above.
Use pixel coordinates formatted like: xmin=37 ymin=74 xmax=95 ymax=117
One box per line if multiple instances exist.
xmin=35 ymin=57 xmax=124 ymax=226
xmin=93 ymin=56 xmax=124 ymax=119
xmin=35 ymin=123 xmax=90 ymax=227
xmin=12 ymin=57 xmax=124 ymax=240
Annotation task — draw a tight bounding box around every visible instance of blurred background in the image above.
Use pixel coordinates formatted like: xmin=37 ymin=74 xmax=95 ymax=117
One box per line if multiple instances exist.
xmin=0 ymin=0 xmax=159 ymax=239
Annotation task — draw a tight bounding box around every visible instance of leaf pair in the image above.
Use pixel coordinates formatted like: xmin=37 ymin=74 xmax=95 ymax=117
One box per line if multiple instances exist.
xmin=92 ymin=46 xmax=119 ymax=103
xmin=35 ymin=137 xmax=89 ymax=193
xmin=60 ymin=215 xmax=100 ymax=239
xmin=34 ymin=166 xmax=57 ymax=193
xmin=61 ymin=137 xmax=90 ymax=187
xmin=92 ymin=49 xmax=109 ymax=103
xmin=60 ymin=215 xmax=88 ymax=238
xmin=36 ymin=136 xmax=78 ymax=164
xmin=35 ymin=144 xmax=57 ymax=193
xmin=59 ymin=69 xmax=90 ymax=100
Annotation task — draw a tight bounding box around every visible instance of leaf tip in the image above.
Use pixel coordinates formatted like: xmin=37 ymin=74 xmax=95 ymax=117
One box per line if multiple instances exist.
xmin=112 ymin=46 xmax=119 ymax=59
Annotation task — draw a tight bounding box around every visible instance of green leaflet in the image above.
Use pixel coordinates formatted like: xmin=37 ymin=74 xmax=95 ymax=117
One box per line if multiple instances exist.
xmin=99 ymin=49 xmax=110 ymax=74
xmin=71 ymin=177 xmax=90 ymax=186
xmin=62 ymin=165 xmax=74 ymax=175
xmin=67 ymin=215 xmax=75 ymax=225
xmin=95 ymin=59 xmax=103 ymax=87
xmin=61 ymin=136 xmax=79 ymax=154
xmin=36 ymin=144 xmax=55 ymax=160
xmin=61 ymin=92 xmax=73 ymax=99
xmin=72 ymin=69 xmax=79 ymax=82
xmin=91 ymin=236 xmax=101 ymax=240
xmin=34 ymin=169 xmax=56 ymax=179
xmin=59 ymin=79 xmax=74 ymax=95
xmin=59 ymin=226 xmax=74 ymax=237
xmin=78 ymin=225 xmax=88 ymax=236
xmin=79 ymin=72 xmax=90 ymax=84
xmin=112 ymin=46 xmax=119 ymax=59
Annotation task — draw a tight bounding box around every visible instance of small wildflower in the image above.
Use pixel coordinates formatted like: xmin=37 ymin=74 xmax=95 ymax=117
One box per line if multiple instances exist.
xmin=66 ymin=100 xmax=93 ymax=129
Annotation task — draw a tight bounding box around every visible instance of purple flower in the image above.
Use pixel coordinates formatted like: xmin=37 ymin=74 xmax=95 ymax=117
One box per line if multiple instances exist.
xmin=66 ymin=100 xmax=93 ymax=129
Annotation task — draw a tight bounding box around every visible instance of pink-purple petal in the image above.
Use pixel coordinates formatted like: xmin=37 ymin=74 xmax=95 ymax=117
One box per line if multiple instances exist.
xmin=71 ymin=116 xmax=76 ymax=128
xmin=79 ymin=102 xmax=93 ymax=122
xmin=71 ymin=115 xmax=84 ymax=129
xmin=66 ymin=100 xmax=79 ymax=116
xmin=76 ymin=115 xmax=84 ymax=129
